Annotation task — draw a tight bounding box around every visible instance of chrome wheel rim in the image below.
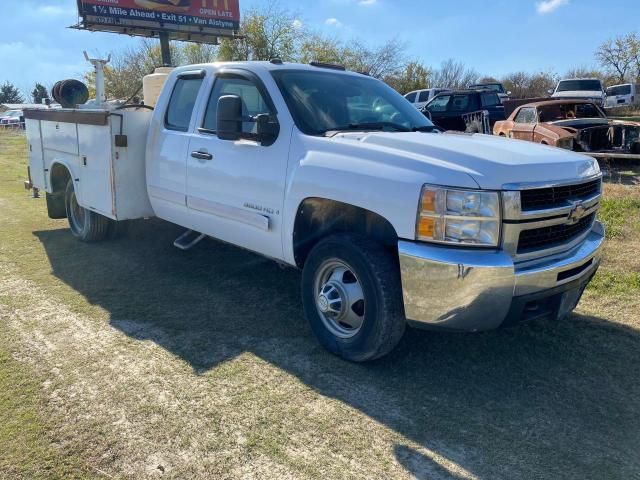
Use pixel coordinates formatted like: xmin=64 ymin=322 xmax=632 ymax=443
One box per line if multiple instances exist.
xmin=68 ymin=188 xmax=85 ymax=234
xmin=314 ymin=259 xmax=365 ymax=339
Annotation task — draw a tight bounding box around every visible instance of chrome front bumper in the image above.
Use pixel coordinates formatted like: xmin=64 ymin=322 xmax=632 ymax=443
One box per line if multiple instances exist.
xmin=398 ymin=221 xmax=605 ymax=331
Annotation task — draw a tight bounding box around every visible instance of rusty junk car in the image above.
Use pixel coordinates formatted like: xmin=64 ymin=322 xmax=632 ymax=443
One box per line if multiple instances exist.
xmin=493 ymin=99 xmax=640 ymax=160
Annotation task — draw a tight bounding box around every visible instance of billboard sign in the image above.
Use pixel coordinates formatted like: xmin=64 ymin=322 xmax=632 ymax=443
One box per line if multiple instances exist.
xmin=77 ymin=0 xmax=240 ymax=41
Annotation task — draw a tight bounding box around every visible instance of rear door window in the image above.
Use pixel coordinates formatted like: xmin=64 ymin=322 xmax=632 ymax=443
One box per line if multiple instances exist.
xmin=418 ymin=91 xmax=431 ymax=102
xmin=449 ymin=95 xmax=470 ymax=112
xmin=165 ymin=77 xmax=204 ymax=131
xmin=405 ymin=92 xmax=417 ymax=102
xmin=480 ymin=93 xmax=500 ymax=107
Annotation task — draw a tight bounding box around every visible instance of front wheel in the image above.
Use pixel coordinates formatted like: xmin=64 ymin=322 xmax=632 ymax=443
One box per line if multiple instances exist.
xmin=64 ymin=180 xmax=110 ymax=242
xmin=302 ymin=234 xmax=406 ymax=362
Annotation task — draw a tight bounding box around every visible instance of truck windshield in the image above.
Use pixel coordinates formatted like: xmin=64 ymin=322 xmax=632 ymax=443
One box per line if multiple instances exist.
xmin=271 ymin=69 xmax=434 ymax=135
xmin=556 ymin=80 xmax=603 ymax=92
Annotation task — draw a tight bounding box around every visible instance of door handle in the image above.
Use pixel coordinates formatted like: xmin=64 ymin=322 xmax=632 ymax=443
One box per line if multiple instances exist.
xmin=191 ymin=151 xmax=213 ymax=161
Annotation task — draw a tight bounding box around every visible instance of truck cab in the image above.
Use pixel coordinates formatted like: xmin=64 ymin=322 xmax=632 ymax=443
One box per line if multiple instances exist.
xmin=25 ymin=61 xmax=605 ymax=362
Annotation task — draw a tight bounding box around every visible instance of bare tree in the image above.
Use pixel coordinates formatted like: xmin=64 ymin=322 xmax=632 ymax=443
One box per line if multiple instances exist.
xmin=527 ymin=71 xmax=558 ymax=97
xmin=502 ymin=71 xmax=531 ymax=99
xmin=596 ymin=34 xmax=637 ymax=84
xmin=501 ymin=71 xmax=558 ymax=99
xmin=430 ymin=59 xmax=479 ymax=90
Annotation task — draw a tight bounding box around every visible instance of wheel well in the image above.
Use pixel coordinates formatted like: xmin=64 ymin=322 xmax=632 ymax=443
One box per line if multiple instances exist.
xmin=293 ymin=198 xmax=398 ymax=268
xmin=50 ymin=163 xmax=71 ymax=193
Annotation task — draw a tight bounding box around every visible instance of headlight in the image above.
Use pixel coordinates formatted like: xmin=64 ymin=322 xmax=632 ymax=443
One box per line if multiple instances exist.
xmin=556 ymin=137 xmax=574 ymax=150
xmin=416 ymin=186 xmax=501 ymax=247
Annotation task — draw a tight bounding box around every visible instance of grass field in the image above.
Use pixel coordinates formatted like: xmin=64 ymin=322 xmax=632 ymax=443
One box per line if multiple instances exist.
xmin=1 ymin=130 xmax=639 ymax=479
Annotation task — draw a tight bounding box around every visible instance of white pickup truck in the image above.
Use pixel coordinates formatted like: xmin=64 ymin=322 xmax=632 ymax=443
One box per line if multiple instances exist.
xmin=24 ymin=61 xmax=605 ymax=361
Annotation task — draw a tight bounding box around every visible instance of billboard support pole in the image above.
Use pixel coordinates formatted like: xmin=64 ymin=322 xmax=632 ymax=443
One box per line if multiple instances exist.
xmin=159 ymin=31 xmax=172 ymax=67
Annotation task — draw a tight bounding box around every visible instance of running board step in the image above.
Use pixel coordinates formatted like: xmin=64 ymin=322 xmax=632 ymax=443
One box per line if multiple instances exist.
xmin=173 ymin=230 xmax=207 ymax=251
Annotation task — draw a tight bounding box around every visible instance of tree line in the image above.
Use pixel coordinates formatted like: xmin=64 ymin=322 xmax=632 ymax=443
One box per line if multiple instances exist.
xmin=0 ymin=82 xmax=50 ymax=105
xmin=2 ymin=3 xmax=640 ymax=105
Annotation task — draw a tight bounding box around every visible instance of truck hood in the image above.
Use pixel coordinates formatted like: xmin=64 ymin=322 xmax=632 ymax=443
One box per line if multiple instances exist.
xmin=330 ymin=131 xmax=600 ymax=190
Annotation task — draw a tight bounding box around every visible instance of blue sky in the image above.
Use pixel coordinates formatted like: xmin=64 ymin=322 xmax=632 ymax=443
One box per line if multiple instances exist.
xmin=1 ymin=0 xmax=637 ymax=96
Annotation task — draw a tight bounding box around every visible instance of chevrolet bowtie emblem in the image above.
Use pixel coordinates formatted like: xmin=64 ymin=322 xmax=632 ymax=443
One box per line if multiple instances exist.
xmin=567 ymin=201 xmax=586 ymax=225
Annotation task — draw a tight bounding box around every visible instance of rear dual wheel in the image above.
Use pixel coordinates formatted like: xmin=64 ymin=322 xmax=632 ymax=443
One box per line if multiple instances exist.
xmin=64 ymin=180 xmax=111 ymax=242
xmin=302 ymin=234 xmax=406 ymax=362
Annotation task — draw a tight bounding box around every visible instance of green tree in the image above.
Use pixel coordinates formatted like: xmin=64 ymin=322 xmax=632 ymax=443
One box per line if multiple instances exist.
xmin=31 ymin=83 xmax=49 ymax=104
xmin=182 ymin=43 xmax=218 ymax=65
xmin=218 ymin=2 xmax=300 ymax=61
xmin=84 ymin=40 xmax=182 ymax=100
xmin=384 ymin=61 xmax=431 ymax=94
xmin=0 ymin=82 xmax=24 ymax=104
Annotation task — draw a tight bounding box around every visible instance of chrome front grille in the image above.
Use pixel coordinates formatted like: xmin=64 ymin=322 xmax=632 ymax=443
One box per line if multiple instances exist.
xmin=517 ymin=212 xmax=596 ymax=253
xmin=520 ymin=179 xmax=601 ymax=211
xmin=502 ymin=175 xmax=602 ymax=263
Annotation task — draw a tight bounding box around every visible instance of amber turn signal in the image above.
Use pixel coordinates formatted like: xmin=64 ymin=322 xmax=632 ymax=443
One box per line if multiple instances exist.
xmin=417 ymin=217 xmax=435 ymax=239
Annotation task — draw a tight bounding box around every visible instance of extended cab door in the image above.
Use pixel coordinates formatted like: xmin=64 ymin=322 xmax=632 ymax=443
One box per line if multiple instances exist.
xmin=509 ymin=107 xmax=536 ymax=141
xmin=147 ymin=71 xmax=205 ymax=210
xmin=186 ymin=70 xmax=290 ymax=260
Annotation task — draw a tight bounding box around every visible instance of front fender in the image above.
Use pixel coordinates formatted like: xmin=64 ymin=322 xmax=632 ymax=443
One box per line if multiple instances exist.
xmin=282 ymin=160 xmax=423 ymax=265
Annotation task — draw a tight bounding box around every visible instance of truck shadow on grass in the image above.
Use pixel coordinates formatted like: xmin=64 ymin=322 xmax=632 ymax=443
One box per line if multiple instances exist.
xmin=34 ymin=220 xmax=640 ymax=479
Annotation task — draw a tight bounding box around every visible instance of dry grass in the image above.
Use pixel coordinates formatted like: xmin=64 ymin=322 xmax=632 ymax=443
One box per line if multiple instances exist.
xmin=1 ymin=130 xmax=640 ymax=479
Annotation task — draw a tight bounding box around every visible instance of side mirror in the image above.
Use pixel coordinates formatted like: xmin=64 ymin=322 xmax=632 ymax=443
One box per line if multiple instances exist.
xmin=548 ymin=89 xmax=554 ymax=95
xmin=255 ymin=113 xmax=279 ymax=145
xmin=217 ymin=95 xmax=242 ymax=141
xmin=506 ymin=91 xmax=512 ymax=96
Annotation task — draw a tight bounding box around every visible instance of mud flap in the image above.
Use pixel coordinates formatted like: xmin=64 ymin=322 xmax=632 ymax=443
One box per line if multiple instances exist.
xmin=46 ymin=192 xmax=66 ymax=219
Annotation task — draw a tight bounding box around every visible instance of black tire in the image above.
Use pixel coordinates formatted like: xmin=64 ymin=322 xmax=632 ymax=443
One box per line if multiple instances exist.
xmin=64 ymin=180 xmax=110 ymax=242
xmin=302 ymin=234 xmax=406 ymax=362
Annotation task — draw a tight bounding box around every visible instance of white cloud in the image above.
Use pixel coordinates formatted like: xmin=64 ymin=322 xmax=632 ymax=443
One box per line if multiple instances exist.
xmin=325 ymin=18 xmax=343 ymax=27
xmin=359 ymin=0 xmax=377 ymax=5
xmin=536 ymin=0 xmax=569 ymax=14
xmin=292 ymin=19 xmax=303 ymax=29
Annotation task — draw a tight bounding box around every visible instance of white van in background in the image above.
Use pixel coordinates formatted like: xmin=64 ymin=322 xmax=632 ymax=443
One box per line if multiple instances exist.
xmin=605 ymin=83 xmax=640 ymax=109
xmin=404 ymin=88 xmax=450 ymax=110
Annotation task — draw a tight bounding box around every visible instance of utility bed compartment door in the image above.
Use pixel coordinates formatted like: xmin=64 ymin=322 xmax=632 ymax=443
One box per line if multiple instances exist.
xmin=40 ymin=120 xmax=79 ymax=156
xmin=25 ymin=119 xmax=46 ymax=190
xmin=77 ymin=124 xmax=114 ymax=217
